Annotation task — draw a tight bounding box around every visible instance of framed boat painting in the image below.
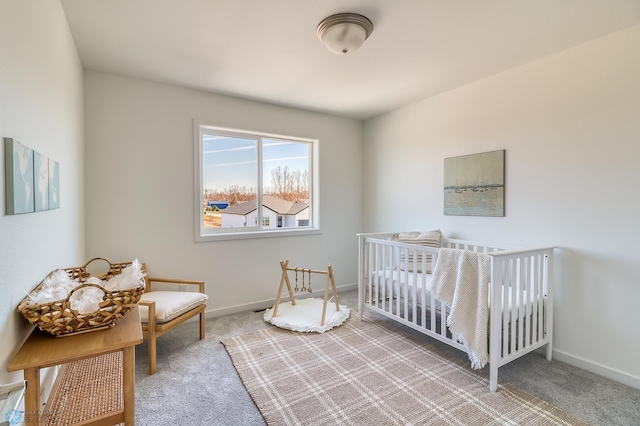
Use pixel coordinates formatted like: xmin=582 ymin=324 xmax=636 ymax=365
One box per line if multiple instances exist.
xmin=444 ymin=150 xmax=505 ymax=217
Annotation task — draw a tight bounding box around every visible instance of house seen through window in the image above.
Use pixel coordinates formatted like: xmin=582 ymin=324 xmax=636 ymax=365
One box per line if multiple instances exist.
xmin=195 ymin=124 xmax=318 ymax=240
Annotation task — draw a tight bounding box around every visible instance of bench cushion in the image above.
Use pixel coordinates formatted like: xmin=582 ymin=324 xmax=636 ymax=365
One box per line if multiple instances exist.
xmin=139 ymin=291 xmax=208 ymax=323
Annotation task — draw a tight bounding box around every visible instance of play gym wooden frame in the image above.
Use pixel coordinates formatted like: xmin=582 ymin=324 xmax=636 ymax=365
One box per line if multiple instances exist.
xmin=272 ymin=260 xmax=341 ymax=326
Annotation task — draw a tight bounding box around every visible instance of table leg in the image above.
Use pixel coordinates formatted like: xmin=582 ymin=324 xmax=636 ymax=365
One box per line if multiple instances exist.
xmin=23 ymin=367 xmax=40 ymax=425
xmin=123 ymin=346 xmax=135 ymax=425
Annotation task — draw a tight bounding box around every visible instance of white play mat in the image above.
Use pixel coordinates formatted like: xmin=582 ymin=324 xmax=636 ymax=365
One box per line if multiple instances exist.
xmin=264 ymin=297 xmax=350 ymax=333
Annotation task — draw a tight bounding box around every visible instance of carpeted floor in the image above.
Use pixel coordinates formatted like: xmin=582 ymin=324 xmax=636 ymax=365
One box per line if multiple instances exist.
xmin=133 ymin=290 xmax=640 ymax=425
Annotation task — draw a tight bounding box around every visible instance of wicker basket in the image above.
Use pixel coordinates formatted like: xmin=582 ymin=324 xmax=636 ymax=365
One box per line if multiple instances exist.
xmin=17 ymin=258 xmax=145 ymax=337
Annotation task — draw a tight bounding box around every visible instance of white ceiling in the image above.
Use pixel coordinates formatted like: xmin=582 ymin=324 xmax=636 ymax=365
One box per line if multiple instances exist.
xmin=61 ymin=0 xmax=640 ymax=120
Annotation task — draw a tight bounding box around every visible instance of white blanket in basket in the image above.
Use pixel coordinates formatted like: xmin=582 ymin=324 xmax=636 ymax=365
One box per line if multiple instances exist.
xmin=432 ymin=248 xmax=490 ymax=369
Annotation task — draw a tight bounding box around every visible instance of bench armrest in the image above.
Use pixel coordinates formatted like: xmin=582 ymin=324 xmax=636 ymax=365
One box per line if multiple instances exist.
xmin=138 ymin=299 xmax=156 ymax=328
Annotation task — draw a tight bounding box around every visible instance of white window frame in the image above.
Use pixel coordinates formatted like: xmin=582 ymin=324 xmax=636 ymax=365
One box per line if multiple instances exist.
xmin=194 ymin=122 xmax=320 ymax=242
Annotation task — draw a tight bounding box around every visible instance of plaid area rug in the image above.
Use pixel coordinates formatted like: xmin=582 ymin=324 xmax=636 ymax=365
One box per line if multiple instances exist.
xmin=222 ymin=313 xmax=589 ymax=426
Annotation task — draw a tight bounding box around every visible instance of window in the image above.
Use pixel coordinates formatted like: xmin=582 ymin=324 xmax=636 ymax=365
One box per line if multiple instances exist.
xmin=195 ymin=123 xmax=319 ymax=241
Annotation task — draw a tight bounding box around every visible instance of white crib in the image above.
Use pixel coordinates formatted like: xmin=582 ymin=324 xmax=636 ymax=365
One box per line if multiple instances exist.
xmin=357 ymin=232 xmax=555 ymax=392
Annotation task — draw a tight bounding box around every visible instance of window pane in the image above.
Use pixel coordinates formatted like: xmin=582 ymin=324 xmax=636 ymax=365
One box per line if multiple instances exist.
xmin=197 ymin=124 xmax=317 ymax=239
xmin=262 ymin=139 xmax=310 ymax=229
xmin=202 ymin=133 xmax=257 ymax=229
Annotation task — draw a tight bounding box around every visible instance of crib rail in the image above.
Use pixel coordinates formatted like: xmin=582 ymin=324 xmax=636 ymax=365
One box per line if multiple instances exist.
xmin=357 ymin=232 xmax=555 ymax=392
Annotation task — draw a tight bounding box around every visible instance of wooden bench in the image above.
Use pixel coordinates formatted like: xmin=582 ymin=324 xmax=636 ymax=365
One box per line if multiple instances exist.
xmin=138 ymin=272 xmax=207 ymax=375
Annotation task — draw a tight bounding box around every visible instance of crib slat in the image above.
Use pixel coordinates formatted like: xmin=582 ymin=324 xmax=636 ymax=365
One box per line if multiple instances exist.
xmin=517 ymin=257 xmax=526 ymax=350
xmin=531 ymin=254 xmax=539 ymax=344
xmin=502 ymin=260 xmax=510 ymax=358
xmin=430 ymin=251 xmax=437 ymax=333
xmin=537 ymin=253 xmax=544 ymax=342
xmin=375 ymin=243 xmax=382 ymax=310
xmin=371 ymin=242 xmax=376 ymax=308
xmin=382 ymin=245 xmax=387 ymax=310
xmin=544 ymin=253 xmax=553 ymax=360
xmin=411 ymin=249 xmax=416 ymax=323
xmin=516 ymin=258 xmax=522 ymax=352
xmin=398 ymin=246 xmax=404 ymax=319
xmin=414 ymin=248 xmax=423 ymax=325
xmin=395 ymin=246 xmax=400 ymax=316
xmin=419 ymin=282 xmax=424 ymax=327
xmin=367 ymin=241 xmax=373 ymax=309
xmin=509 ymin=259 xmax=517 ymax=355
xmin=440 ymin=299 xmax=447 ymax=336
xmin=420 ymin=251 xmax=427 ymax=328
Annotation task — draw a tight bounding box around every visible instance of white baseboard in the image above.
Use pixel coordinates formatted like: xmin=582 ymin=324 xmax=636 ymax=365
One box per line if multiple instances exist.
xmin=206 ymin=283 xmax=358 ymax=318
xmin=553 ymin=348 xmax=640 ymax=390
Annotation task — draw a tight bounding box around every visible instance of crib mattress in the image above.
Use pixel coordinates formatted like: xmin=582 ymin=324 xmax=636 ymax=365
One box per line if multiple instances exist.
xmin=368 ymin=269 xmax=540 ymax=320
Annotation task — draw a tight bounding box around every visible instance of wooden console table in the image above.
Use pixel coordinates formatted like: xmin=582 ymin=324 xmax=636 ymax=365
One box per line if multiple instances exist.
xmin=8 ymin=306 xmax=143 ymax=425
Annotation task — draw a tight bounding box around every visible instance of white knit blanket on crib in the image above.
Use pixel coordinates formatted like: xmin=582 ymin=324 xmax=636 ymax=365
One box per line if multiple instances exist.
xmin=432 ymin=248 xmax=491 ymax=369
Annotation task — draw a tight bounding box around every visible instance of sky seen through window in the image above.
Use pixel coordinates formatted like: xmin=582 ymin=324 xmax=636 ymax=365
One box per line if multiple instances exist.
xmin=202 ymin=135 xmax=309 ymax=193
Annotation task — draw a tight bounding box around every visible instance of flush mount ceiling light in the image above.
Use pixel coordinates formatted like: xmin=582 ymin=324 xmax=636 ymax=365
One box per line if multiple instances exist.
xmin=317 ymin=13 xmax=373 ymax=55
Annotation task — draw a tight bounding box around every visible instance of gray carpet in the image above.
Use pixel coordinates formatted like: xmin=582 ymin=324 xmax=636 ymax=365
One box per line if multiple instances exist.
xmin=133 ymin=290 xmax=640 ymax=425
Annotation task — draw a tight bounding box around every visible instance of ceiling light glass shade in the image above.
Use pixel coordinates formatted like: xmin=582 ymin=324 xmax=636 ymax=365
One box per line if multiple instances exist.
xmin=317 ymin=13 xmax=373 ymax=55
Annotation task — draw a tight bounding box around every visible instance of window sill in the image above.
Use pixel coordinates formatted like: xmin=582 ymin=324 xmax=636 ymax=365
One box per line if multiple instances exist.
xmin=196 ymin=227 xmax=322 ymax=242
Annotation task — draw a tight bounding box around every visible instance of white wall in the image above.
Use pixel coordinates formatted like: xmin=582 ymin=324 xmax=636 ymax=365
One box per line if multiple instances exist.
xmin=83 ymin=72 xmax=362 ymax=312
xmin=0 ymin=0 xmax=85 ymax=387
xmin=363 ymin=25 xmax=640 ymax=388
